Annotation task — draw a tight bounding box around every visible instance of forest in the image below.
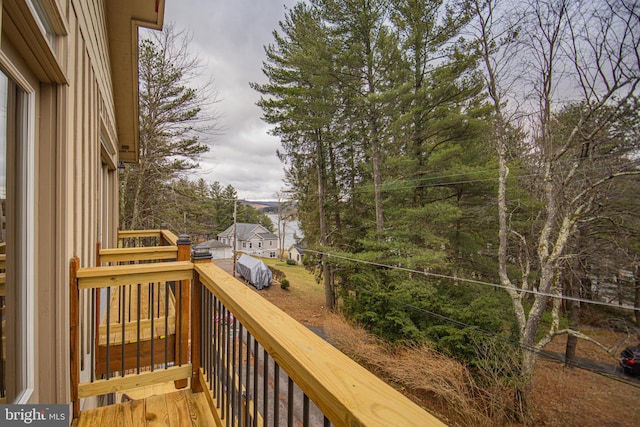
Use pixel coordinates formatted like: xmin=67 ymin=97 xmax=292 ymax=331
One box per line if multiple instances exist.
xmin=250 ymin=0 xmax=640 ymax=419
xmin=119 ymin=0 xmax=639 ymax=422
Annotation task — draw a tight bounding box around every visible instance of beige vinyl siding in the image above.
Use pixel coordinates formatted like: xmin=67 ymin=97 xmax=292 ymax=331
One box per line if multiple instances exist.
xmin=1 ymin=0 xmax=122 ymax=404
xmin=68 ymin=2 xmax=113 ymax=266
xmin=71 ymin=0 xmax=117 ymax=161
xmin=66 ymin=3 xmax=114 ymax=399
xmin=1 ymin=0 xmax=163 ymax=408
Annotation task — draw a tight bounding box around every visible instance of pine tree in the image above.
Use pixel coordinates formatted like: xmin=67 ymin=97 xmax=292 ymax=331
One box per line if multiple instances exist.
xmin=120 ymin=25 xmax=215 ymax=230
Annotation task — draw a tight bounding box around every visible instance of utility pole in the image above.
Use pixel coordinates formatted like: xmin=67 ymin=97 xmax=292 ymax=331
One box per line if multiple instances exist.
xmin=232 ymin=199 xmax=237 ymax=277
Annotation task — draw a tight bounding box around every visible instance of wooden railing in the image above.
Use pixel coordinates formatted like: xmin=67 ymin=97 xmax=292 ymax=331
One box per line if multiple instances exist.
xmin=116 ymin=226 xmax=179 ymax=248
xmin=70 ymin=230 xmax=445 ymax=426
xmin=190 ymin=261 xmax=444 ymax=427
xmin=70 ymin=259 xmax=192 ymax=418
xmin=71 ymin=229 xmax=188 ymax=418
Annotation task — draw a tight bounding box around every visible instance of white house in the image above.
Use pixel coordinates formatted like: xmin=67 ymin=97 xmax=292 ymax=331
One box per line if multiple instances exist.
xmin=218 ymin=223 xmax=278 ymax=258
xmin=288 ymin=244 xmax=306 ymax=264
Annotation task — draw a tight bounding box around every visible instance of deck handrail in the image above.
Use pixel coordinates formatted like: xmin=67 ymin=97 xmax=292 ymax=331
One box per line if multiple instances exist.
xmin=116 ymin=228 xmax=180 ymax=245
xmin=192 ymin=262 xmax=445 ymax=427
xmin=160 ymin=228 xmax=179 ymax=246
xmin=76 ymin=261 xmax=193 ymax=288
xmin=98 ymin=246 xmax=179 ymax=263
xmin=117 ymin=229 xmax=162 ymax=239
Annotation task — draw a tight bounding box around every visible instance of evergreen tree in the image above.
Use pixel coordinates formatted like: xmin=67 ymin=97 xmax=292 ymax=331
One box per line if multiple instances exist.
xmin=252 ymin=3 xmax=342 ymax=307
xmin=120 ymin=25 xmax=216 ymax=230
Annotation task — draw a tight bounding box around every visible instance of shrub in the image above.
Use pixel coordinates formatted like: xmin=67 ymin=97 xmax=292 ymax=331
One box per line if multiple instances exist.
xmin=286 ymin=258 xmax=296 ymax=265
xmin=280 ymin=278 xmax=290 ymax=290
xmin=269 ymin=266 xmax=286 ymax=282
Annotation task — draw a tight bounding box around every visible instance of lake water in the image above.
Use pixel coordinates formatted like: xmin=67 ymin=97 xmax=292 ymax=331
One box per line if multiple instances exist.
xmin=266 ymin=213 xmax=303 ymax=249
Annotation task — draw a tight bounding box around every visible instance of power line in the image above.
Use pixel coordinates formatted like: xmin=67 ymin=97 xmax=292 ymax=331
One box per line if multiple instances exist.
xmin=305 ymin=248 xmax=640 ymax=312
xmin=354 ymin=286 xmax=640 ymax=390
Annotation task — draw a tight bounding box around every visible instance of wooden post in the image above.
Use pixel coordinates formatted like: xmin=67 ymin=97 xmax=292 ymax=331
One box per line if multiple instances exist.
xmin=174 ymin=234 xmax=191 ymax=389
xmin=69 ymin=257 xmax=80 ymax=420
xmin=94 ymin=243 xmax=101 ymax=378
xmin=190 ymin=248 xmax=212 ymax=393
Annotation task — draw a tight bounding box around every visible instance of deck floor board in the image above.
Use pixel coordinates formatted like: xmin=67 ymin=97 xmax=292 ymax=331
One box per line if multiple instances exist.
xmin=75 ymin=389 xmax=215 ymax=427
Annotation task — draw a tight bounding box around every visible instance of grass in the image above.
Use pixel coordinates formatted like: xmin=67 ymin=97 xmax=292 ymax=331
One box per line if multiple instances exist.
xmin=252 ymin=257 xmax=640 ymax=426
xmin=262 ymin=258 xmax=325 ymax=301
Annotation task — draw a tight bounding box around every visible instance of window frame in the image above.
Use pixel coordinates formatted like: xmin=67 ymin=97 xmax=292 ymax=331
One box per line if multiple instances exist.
xmin=0 ymin=64 xmax=36 ymax=404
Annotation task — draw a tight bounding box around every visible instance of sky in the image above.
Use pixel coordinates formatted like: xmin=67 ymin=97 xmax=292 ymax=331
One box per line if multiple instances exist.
xmin=163 ymin=0 xmax=299 ymax=201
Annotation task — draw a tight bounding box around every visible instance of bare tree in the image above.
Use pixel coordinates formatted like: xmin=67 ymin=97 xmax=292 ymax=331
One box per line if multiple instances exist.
xmin=471 ymin=0 xmax=640 ymax=418
xmin=120 ymin=24 xmax=220 ymax=230
xmin=275 ymin=190 xmax=293 ymax=261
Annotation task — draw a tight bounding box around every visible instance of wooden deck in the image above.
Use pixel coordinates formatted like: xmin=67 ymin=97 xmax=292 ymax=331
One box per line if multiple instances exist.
xmin=73 ymin=389 xmax=215 ymax=427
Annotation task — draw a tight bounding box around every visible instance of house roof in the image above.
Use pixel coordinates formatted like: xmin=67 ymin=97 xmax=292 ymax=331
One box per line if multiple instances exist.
xmin=290 ymin=244 xmax=306 ymax=254
xmin=258 ymin=232 xmax=278 ymax=240
xmin=194 ymin=239 xmax=231 ymax=250
xmin=218 ymin=223 xmax=271 ymax=241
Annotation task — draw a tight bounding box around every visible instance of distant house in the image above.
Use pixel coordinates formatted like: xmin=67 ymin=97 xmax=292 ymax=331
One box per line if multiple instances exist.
xmin=193 ymin=239 xmax=232 ymax=259
xmin=288 ymin=244 xmax=306 ymax=264
xmin=218 ymin=223 xmax=278 ymax=258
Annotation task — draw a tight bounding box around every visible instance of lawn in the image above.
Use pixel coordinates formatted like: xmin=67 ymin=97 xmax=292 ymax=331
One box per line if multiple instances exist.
xmin=259 ymin=258 xmax=327 ymax=326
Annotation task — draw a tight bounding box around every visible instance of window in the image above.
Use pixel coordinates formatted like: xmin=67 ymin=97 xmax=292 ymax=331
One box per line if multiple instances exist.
xmin=249 ymin=243 xmax=252 ymax=249
xmin=242 ymin=242 xmax=246 ymax=248
xmin=27 ymin=0 xmax=58 ymax=53
xmin=0 ymin=69 xmax=33 ymax=403
xmin=258 ymin=242 xmax=262 ymax=248
xmin=270 ymin=241 xmax=273 ymax=247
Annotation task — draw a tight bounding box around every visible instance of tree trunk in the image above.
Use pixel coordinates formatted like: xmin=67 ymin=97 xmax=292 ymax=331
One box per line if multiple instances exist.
xmin=315 ymin=129 xmax=333 ymax=310
xmin=327 ymin=141 xmax=341 ymax=233
xmin=365 ymin=34 xmax=384 ymax=240
xmin=514 ymin=344 xmax=536 ymax=422
xmin=130 ymin=164 xmax=146 ymax=230
xmin=635 ymin=268 xmax=640 ymax=340
xmin=564 ymin=274 xmax=580 ymax=367
xmin=371 ymin=129 xmax=384 ymax=239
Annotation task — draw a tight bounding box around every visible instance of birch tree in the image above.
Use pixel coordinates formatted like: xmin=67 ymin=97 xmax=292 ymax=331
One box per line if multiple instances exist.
xmin=471 ymin=0 xmax=640 ymax=418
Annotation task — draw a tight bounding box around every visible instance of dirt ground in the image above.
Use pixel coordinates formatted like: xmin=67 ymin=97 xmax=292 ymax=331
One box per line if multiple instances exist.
xmin=215 ymin=258 xmax=640 ymax=426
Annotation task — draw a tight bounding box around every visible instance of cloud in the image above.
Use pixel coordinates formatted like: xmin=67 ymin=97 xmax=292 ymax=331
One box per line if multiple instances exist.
xmin=164 ymin=0 xmax=297 ymax=200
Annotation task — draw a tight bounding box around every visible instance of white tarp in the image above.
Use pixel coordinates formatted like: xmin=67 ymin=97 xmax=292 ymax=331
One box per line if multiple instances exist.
xmin=236 ymin=254 xmax=272 ymax=290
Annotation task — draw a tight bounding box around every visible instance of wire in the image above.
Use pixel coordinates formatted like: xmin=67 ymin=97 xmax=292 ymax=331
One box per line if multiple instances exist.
xmin=305 ymin=248 xmax=640 ymax=312
xmin=353 ymin=286 xmax=640 ymax=390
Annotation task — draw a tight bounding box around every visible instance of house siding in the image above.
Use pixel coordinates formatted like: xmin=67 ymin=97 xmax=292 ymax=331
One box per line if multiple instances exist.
xmin=217 ymin=223 xmax=279 ymax=258
xmin=0 ymin=0 xmax=163 ymax=408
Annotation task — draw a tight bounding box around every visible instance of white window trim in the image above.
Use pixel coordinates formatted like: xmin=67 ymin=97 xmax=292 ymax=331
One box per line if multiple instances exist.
xmin=0 ymin=54 xmax=36 ymax=404
xmin=17 ymin=88 xmax=35 ymax=404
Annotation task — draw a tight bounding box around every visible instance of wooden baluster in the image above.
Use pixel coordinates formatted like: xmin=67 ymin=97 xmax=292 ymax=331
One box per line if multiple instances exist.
xmin=94 ymin=242 xmax=101 ymax=377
